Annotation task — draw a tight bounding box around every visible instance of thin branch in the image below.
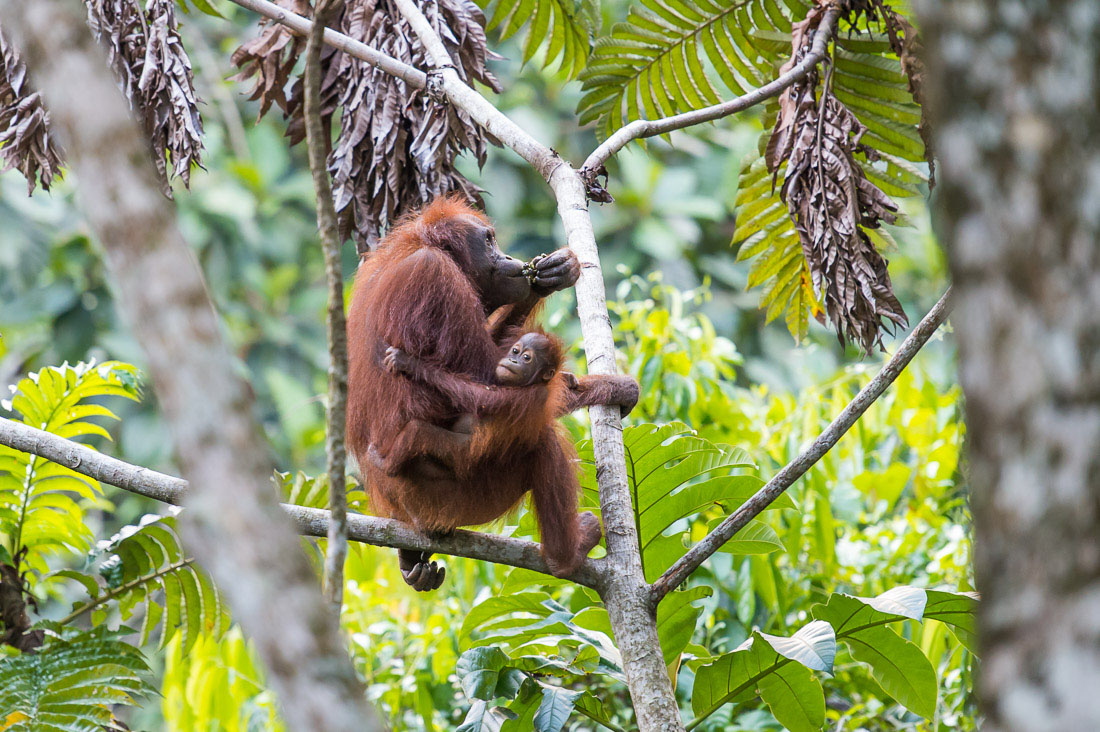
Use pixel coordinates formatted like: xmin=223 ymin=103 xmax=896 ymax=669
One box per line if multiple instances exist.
xmin=59 ymin=558 xmax=195 ymax=626
xmin=304 ymin=0 xmax=349 ymax=612
xmin=227 ymin=0 xmax=426 ymax=89
xmin=0 ymin=417 xmax=603 ymax=589
xmin=580 ymin=8 xmax=840 ymax=183
xmin=650 ymin=288 xmax=953 ymax=603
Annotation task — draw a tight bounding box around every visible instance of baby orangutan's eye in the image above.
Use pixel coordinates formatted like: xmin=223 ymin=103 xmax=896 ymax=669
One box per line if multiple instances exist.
xmin=512 ymin=347 xmax=520 ymax=354
xmin=523 ymin=353 xmax=531 ymax=361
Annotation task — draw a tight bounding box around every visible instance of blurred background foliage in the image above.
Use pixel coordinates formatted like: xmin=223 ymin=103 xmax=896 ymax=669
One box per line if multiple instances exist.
xmin=0 ymin=2 xmax=963 ymax=729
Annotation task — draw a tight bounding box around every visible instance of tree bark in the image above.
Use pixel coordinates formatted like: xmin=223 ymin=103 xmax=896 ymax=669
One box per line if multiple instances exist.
xmin=919 ymin=2 xmax=1100 ymax=729
xmin=0 ymin=4 xmax=380 ymax=730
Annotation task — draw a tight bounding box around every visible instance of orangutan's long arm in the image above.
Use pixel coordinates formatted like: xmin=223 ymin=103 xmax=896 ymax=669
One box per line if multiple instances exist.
xmin=559 ymin=374 xmax=640 ymax=417
xmin=382 ymin=347 xmax=534 ymax=416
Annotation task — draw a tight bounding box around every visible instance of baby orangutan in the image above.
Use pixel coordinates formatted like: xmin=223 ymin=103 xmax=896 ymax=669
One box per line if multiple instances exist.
xmin=371 ymin=332 xmax=562 ymax=477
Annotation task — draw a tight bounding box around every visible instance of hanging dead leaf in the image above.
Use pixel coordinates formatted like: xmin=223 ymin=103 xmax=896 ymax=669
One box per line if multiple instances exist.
xmin=0 ymin=29 xmax=64 ymax=192
xmin=765 ymin=2 xmax=908 ymax=352
xmin=233 ymin=0 xmax=501 ymax=252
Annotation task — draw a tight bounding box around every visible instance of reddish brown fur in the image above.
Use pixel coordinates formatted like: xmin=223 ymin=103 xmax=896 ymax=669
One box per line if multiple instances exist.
xmin=347 ymin=197 xmax=597 ymax=576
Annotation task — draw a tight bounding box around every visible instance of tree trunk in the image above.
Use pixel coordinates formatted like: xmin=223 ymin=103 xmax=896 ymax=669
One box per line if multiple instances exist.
xmin=919 ymin=2 xmax=1100 ymax=729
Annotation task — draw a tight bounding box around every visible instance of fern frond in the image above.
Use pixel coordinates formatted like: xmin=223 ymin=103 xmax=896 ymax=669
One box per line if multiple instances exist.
xmin=476 ymin=0 xmax=599 ymax=77
xmin=0 ymin=624 xmax=153 ymax=731
xmin=56 ymin=513 xmax=230 ymax=655
xmin=0 ymin=362 xmax=139 ymax=575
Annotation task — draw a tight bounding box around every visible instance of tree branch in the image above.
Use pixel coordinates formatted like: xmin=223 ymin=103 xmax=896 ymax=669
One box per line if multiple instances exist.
xmin=0 ymin=417 xmax=603 ymax=589
xmin=580 ymin=8 xmax=840 ymax=185
xmin=303 ymin=0 xmax=349 ymax=613
xmin=227 ymin=0 xmax=425 ymax=88
xmin=650 ymin=288 xmax=953 ymax=602
xmin=0 ymin=5 xmax=380 ymax=729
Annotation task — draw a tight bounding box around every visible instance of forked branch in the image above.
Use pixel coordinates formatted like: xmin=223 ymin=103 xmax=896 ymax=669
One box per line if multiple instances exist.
xmin=650 ymin=288 xmax=953 ymax=603
xmin=581 ymin=8 xmax=840 ymax=188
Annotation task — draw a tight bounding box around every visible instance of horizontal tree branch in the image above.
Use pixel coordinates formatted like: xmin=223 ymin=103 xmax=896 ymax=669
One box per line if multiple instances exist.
xmin=580 ymin=7 xmax=840 ymax=181
xmin=228 ymin=0 xmax=426 ymax=88
xmin=650 ymin=288 xmax=954 ymax=603
xmin=0 ymin=417 xmax=603 ymax=589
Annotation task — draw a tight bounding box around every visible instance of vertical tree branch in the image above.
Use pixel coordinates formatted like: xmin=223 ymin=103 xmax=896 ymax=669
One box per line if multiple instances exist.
xmin=0 ymin=4 xmax=379 ymax=729
xmin=550 ymin=167 xmax=687 ymax=731
xmin=304 ymin=0 xmax=349 ymax=613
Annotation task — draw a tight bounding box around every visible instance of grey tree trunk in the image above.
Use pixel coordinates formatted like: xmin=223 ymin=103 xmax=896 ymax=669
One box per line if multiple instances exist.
xmin=919 ymin=2 xmax=1100 ymax=729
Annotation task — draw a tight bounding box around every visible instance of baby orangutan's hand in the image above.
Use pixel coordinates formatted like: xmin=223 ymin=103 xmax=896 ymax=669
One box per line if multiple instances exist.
xmin=382 ymin=345 xmax=415 ymax=375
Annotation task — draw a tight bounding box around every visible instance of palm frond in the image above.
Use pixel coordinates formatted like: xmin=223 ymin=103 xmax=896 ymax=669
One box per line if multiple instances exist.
xmin=475 ymin=0 xmax=600 ymax=76
xmin=0 ymin=624 xmax=153 ymax=731
xmin=57 ymin=513 xmax=230 ymax=655
xmin=0 ymin=362 xmax=139 ymax=575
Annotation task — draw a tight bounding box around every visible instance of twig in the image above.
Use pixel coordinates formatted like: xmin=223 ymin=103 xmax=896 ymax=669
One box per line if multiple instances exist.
xmin=304 ymin=0 xmax=349 ymax=613
xmin=650 ymin=288 xmax=953 ymax=603
xmin=0 ymin=417 xmax=603 ymax=589
xmin=59 ymin=558 xmax=195 ymax=626
xmin=580 ymin=8 xmax=840 ymax=185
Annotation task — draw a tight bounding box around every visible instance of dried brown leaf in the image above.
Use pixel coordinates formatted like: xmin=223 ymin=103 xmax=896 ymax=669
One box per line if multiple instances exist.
xmin=0 ymin=29 xmax=64 ymax=192
xmin=234 ymin=0 xmax=501 ymax=252
xmin=766 ymin=2 xmax=908 ymax=352
xmin=85 ymin=0 xmax=205 ymax=194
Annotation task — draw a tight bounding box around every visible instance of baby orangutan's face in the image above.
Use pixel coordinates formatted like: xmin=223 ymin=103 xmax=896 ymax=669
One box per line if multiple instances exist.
xmin=496 ymin=333 xmax=555 ymax=387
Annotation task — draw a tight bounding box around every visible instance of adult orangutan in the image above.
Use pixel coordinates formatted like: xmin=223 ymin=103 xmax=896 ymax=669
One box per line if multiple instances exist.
xmin=346 ymin=196 xmax=638 ymax=591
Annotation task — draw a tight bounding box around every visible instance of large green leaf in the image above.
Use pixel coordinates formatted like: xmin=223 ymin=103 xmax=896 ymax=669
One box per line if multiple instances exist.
xmin=0 ymin=624 xmax=154 ymax=730
xmin=811 ymin=591 xmax=938 ymax=718
xmin=923 ymin=589 xmax=979 ymax=653
xmin=580 ymin=423 xmax=780 ymax=582
xmin=657 ymin=586 xmax=711 ymax=667
xmin=0 ymin=362 xmax=139 ymax=574
xmin=578 ymin=0 xmax=783 ymax=139
xmin=460 ymin=592 xmax=623 ymax=678
xmin=457 ymin=647 xmax=526 ymax=702
xmin=690 ymin=621 xmax=834 ymax=728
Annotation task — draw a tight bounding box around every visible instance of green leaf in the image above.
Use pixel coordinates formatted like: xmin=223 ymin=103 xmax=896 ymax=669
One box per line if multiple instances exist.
xmin=690 ymin=622 xmax=832 ymax=725
xmin=812 ymin=591 xmax=938 ymax=718
xmin=60 ymin=513 xmax=229 ymax=653
xmin=843 ymin=625 xmax=937 ymax=718
xmin=533 ymin=685 xmax=583 ymax=732
xmin=656 ymin=587 xmax=711 ymax=666
xmin=457 ymin=647 xmax=526 ymax=702
xmin=0 ymin=362 xmax=139 ymax=574
xmin=714 ymin=519 xmax=783 ymax=555
xmin=477 ymin=0 xmax=596 ymax=77
xmin=580 ymin=423 xmax=772 ymax=582
xmin=923 ymin=590 xmax=979 ymax=653
xmin=757 ymin=657 xmax=824 ymax=732
xmin=0 ymin=624 xmax=154 ymax=727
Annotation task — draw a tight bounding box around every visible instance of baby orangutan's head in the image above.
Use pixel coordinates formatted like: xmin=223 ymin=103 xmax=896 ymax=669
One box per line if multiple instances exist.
xmin=496 ymin=332 xmax=561 ymax=387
